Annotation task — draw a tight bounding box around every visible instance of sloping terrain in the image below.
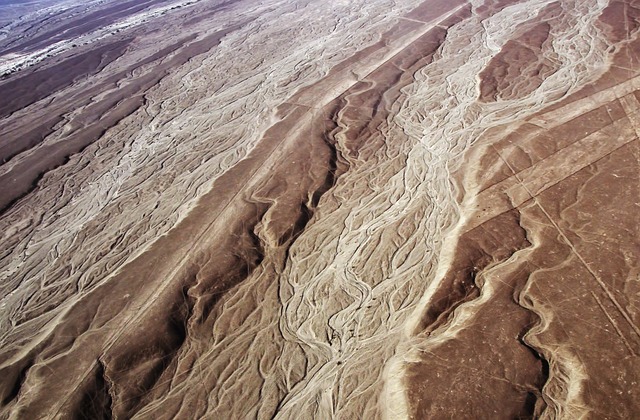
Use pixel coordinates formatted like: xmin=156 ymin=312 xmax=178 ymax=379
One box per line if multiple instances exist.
xmin=0 ymin=0 xmax=638 ymax=418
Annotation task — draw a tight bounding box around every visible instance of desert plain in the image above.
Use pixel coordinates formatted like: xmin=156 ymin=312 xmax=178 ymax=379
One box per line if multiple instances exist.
xmin=0 ymin=0 xmax=638 ymax=418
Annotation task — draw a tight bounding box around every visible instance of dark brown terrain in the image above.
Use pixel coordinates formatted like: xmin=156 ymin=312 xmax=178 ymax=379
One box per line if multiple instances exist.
xmin=0 ymin=0 xmax=638 ymax=418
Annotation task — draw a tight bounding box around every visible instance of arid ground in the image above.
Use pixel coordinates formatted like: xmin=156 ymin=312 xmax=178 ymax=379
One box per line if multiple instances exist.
xmin=0 ymin=0 xmax=638 ymax=418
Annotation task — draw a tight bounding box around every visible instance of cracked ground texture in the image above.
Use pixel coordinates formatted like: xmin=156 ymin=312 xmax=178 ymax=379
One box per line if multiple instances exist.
xmin=0 ymin=0 xmax=638 ymax=418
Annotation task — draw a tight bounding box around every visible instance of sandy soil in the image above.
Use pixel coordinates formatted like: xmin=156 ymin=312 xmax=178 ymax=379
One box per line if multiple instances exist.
xmin=0 ymin=0 xmax=638 ymax=418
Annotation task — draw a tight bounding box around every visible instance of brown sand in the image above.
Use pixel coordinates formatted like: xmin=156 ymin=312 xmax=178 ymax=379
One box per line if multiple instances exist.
xmin=0 ymin=0 xmax=638 ymax=418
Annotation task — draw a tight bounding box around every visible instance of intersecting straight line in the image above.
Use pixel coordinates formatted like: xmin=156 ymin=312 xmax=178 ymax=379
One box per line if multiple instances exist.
xmin=492 ymin=145 xmax=640 ymax=342
xmin=591 ymin=291 xmax=637 ymax=356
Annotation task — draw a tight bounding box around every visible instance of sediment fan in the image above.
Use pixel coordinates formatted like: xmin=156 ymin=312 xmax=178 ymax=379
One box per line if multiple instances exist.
xmin=0 ymin=0 xmax=638 ymax=418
